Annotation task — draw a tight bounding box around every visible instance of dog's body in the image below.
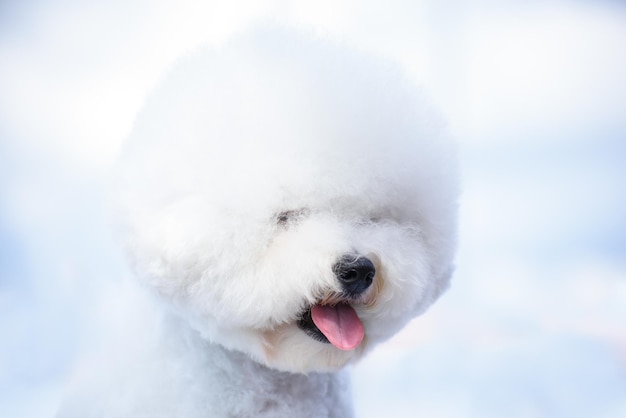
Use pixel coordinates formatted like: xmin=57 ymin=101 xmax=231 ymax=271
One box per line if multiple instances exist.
xmin=59 ymin=27 xmax=458 ymax=417
xmin=60 ymin=307 xmax=353 ymax=417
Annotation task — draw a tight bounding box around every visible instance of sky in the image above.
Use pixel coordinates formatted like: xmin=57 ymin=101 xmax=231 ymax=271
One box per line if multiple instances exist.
xmin=1 ymin=1 xmax=625 ymax=417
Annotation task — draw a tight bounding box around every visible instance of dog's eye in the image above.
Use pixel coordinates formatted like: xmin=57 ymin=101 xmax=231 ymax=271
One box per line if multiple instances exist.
xmin=276 ymin=209 xmax=308 ymax=226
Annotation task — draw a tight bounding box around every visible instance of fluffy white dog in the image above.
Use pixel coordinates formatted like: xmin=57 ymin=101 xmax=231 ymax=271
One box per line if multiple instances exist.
xmin=59 ymin=26 xmax=458 ymax=417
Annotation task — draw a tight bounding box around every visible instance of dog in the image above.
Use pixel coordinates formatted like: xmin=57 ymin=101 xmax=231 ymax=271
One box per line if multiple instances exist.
xmin=58 ymin=26 xmax=458 ymax=417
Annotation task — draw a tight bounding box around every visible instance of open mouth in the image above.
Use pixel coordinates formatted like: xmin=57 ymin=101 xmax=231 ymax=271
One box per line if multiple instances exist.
xmin=297 ymin=302 xmax=364 ymax=351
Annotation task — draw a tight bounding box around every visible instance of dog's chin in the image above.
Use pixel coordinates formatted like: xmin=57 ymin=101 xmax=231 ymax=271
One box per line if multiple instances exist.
xmin=259 ymin=322 xmax=364 ymax=373
xmin=257 ymin=298 xmax=371 ymax=372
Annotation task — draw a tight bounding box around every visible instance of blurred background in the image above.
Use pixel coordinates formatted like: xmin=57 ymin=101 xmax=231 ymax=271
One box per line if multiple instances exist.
xmin=1 ymin=0 xmax=624 ymax=417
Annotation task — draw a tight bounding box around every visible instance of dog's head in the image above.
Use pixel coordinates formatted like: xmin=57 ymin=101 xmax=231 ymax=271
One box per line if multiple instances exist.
xmin=111 ymin=27 xmax=458 ymax=372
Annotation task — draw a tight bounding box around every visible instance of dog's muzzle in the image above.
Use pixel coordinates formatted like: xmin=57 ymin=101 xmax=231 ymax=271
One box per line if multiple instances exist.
xmin=297 ymin=254 xmax=375 ymax=350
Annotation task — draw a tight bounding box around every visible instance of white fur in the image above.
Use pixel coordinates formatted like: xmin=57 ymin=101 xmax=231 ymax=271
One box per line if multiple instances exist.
xmin=59 ymin=26 xmax=458 ymax=417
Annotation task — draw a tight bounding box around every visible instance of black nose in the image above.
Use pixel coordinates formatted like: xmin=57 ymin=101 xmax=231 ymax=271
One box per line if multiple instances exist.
xmin=333 ymin=255 xmax=376 ymax=296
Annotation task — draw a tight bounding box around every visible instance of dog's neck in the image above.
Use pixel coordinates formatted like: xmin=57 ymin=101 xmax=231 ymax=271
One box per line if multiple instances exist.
xmin=158 ymin=313 xmax=355 ymax=417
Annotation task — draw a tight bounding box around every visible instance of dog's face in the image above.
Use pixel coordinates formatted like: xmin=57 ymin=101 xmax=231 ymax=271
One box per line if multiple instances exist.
xmin=111 ymin=28 xmax=458 ymax=372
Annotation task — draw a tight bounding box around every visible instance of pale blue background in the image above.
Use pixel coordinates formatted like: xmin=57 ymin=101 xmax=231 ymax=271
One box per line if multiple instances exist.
xmin=1 ymin=1 xmax=625 ymax=417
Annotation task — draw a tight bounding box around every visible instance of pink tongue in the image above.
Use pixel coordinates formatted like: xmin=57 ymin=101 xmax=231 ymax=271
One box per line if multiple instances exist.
xmin=311 ymin=303 xmax=364 ymax=351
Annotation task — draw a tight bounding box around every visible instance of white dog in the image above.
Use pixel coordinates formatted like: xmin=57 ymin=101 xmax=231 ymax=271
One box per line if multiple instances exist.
xmin=59 ymin=26 xmax=458 ymax=417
